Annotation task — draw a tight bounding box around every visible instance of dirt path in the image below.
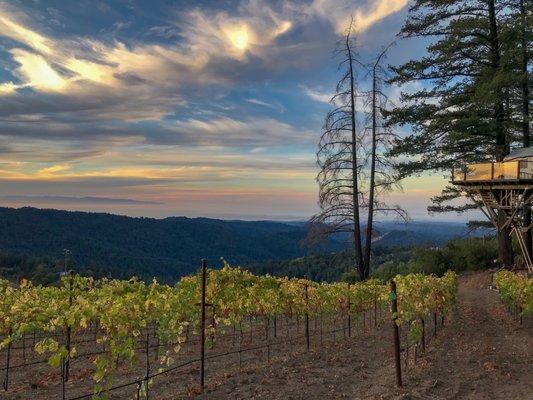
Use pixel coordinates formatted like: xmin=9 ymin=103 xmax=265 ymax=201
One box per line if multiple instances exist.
xmin=195 ymin=318 xmax=394 ymax=400
xmin=198 ymin=271 xmax=533 ymax=399
xmin=401 ymin=271 xmax=533 ymax=400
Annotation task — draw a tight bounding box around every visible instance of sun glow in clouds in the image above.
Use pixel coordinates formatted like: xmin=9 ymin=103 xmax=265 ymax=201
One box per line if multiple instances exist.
xmin=0 ymin=14 xmax=52 ymax=54
xmin=273 ymin=21 xmax=292 ymax=37
xmin=227 ymin=25 xmax=250 ymax=51
xmin=11 ymin=49 xmax=66 ymax=91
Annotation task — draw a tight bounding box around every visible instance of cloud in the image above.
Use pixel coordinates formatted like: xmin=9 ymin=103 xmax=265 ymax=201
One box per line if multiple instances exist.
xmin=309 ymin=0 xmax=409 ymax=34
xmin=301 ymin=86 xmax=332 ymax=104
xmin=301 ymin=85 xmax=367 ymax=113
xmin=37 ymin=164 xmax=71 ymax=175
xmin=0 ymin=0 xmax=410 ymax=127
xmin=246 ymin=98 xmax=273 ymax=107
xmin=0 ymin=195 xmax=162 ymax=205
xmin=146 ymin=25 xmax=181 ymax=39
xmin=0 ymin=82 xmax=18 ymax=95
xmin=10 ymin=49 xmax=67 ymax=92
xmin=0 ymin=12 xmax=52 ymax=54
xmin=0 ymin=1 xmax=409 ymax=98
xmin=0 ymin=3 xmax=298 ymax=129
xmin=0 ymin=1 xmax=415 ymax=219
xmin=355 ymin=0 xmax=409 ymax=32
xmin=164 ymin=116 xmax=314 ymax=147
xmin=0 ymin=112 xmax=311 ymax=151
xmin=179 ymin=3 xmax=293 ymax=61
xmin=0 ymin=176 xmax=176 ymax=190
xmin=0 ymin=2 xmax=294 ymax=100
xmin=246 ymin=98 xmax=284 ymax=113
xmin=0 ymin=10 xmax=198 ymax=122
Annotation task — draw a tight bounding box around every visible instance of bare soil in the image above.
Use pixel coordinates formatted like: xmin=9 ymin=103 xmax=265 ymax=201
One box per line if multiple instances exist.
xmin=3 ymin=270 xmax=532 ymax=399
xmin=197 ymin=270 xmax=533 ymax=400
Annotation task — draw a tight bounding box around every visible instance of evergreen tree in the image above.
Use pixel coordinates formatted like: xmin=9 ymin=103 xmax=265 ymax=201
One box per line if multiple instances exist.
xmin=387 ymin=0 xmax=531 ymax=266
xmin=501 ymin=0 xmax=532 ymax=256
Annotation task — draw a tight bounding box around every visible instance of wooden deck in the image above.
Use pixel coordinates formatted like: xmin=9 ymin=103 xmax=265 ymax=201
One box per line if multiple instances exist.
xmin=452 ymin=160 xmax=533 ymax=185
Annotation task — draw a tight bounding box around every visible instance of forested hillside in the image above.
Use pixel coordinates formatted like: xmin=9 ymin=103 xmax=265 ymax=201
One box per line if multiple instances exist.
xmin=0 ymin=207 xmax=345 ymax=281
xmin=0 ymin=207 xmax=482 ymax=283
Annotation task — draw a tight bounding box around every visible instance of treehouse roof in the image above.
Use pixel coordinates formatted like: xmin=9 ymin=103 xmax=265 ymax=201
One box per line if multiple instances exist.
xmin=504 ymin=147 xmax=533 ymax=161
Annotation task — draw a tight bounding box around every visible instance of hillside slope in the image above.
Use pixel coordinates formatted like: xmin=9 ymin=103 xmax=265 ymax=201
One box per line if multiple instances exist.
xmin=0 ymin=207 xmax=343 ymax=279
xmin=0 ymin=207 xmax=473 ymax=281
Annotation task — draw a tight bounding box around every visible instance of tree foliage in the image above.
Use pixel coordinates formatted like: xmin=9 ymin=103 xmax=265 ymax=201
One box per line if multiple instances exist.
xmin=386 ymin=0 xmax=532 ymax=265
xmin=388 ymin=0 xmax=531 ymax=197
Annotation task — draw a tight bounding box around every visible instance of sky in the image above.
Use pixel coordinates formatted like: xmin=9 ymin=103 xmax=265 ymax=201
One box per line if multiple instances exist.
xmin=0 ymin=0 xmax=475 ymax=221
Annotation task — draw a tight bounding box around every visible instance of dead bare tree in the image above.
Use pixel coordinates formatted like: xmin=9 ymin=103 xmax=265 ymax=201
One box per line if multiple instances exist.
xmin=362 ymin=43 xmax=407 ymax=273
xmin=309 ymin=26 xmax=406 ymax=281
xmin=309 ymin=20 xmax=365 ymax=278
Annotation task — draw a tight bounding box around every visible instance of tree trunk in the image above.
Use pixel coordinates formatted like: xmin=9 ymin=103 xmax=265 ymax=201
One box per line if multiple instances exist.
xmin=487 ymin=0 xmax=506 ymax=161
xmin=347 ymin=36 xmax=365 ymax=280
xmin=498 ymin=210 xmax=514 ymax=268
xmin=488 ymin=0 xmax=514 ymax=267
xmin=519 ymin=0 xmax=530 ymax=148
xmin=364 ymin=68 xmax=378 ymax=275
xmin=519 ymin=0 xmax=532 ymax=260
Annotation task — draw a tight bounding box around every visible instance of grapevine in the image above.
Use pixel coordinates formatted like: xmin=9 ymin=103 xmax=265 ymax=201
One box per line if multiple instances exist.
xmin=0 ymin=267 xmax=459 ymax=398
xmin=493 ymin=270 xmax=533 ymax=316
xmin=393 ymin=271 xmax=458 ymax=343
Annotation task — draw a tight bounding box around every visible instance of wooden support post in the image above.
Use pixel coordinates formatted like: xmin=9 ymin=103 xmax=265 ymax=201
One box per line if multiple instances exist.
xmin=304 ymin=282 xmax=310 ymax=351
xmin=390 ymin=281 xmax=402 ymax=388
xmin=420 ymin=317 xmax=426 ymax=353
xmin=61 ymin=356 xmax=66 ymax=400
xmin=348 ymin=301 xmax=352 ymax=338
xmin=2 ymin=329 xmax=11 ymax=391
xmin=145 ymin=330 xmax=150 ymax=400
xmin=374 ymin=297 xmax=377 ymax=327
xmin=199 ymin=259 xmax=207 ymax=391
xmin=65 ymin=270 xmax=74 ymax=382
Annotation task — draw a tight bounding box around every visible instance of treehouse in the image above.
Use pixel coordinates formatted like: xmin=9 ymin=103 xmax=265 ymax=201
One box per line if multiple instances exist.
xmin=452 ymin=148 xmax=533 ymax=183
xmin=451 ymin=147 xmax=533 ymax=273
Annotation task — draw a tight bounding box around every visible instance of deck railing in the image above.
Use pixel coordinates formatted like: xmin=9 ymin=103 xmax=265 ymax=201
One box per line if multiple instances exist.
xmin=452 ymin=160 xmax=532 ymax=182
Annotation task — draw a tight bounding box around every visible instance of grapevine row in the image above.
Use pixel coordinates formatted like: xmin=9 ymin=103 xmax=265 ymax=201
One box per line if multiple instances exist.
xmin=493 ymin=270 xmax=533 ymax=319
xmin=0 ymin=265 xmax=458 ymax=398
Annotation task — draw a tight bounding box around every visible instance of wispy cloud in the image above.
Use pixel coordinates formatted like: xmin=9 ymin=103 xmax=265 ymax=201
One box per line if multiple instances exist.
xmin=0 ymin=2 xmax=294 ymax=103
xmin=179 ymin=4 xmax=293 ymax=61
xmin=166 ymin=116 xmax=313 ymax=147
xmin=301 ymin=86 xmax=332 ymax=104
xmin=246 ymin=98 xmax=284 ymax=113
xmin=0 ymin=1 xmax=409 ymax=100
xmin=37 ymin=164 xmax=71 ymax=175
xmin=0 ymin=195 xmax=162 ymax=205
xmin=0 ymin=12 xmax=53 ymax=54
xmin=309 ymin=0 xmax=409 ymax=34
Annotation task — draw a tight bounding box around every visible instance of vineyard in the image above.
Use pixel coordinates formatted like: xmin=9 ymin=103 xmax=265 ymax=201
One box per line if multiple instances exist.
xmin=493 ymin=270 xmax=533 ymax=322
xmin=0 ymin=262 xmax=461 ymax=399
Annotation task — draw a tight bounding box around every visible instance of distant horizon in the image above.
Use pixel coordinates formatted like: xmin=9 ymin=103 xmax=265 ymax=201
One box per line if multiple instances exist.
xmin=0 ymin=204 xmax=475 ymax=225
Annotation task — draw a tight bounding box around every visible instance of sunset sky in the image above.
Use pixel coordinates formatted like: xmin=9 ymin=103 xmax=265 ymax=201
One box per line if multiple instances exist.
xmin=0 ymin=0 xmax=474 ymax=221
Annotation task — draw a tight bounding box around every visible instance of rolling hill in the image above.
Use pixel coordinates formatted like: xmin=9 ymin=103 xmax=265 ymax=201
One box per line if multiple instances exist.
xmin=0 ymin=207 xmax=476 ymax=281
